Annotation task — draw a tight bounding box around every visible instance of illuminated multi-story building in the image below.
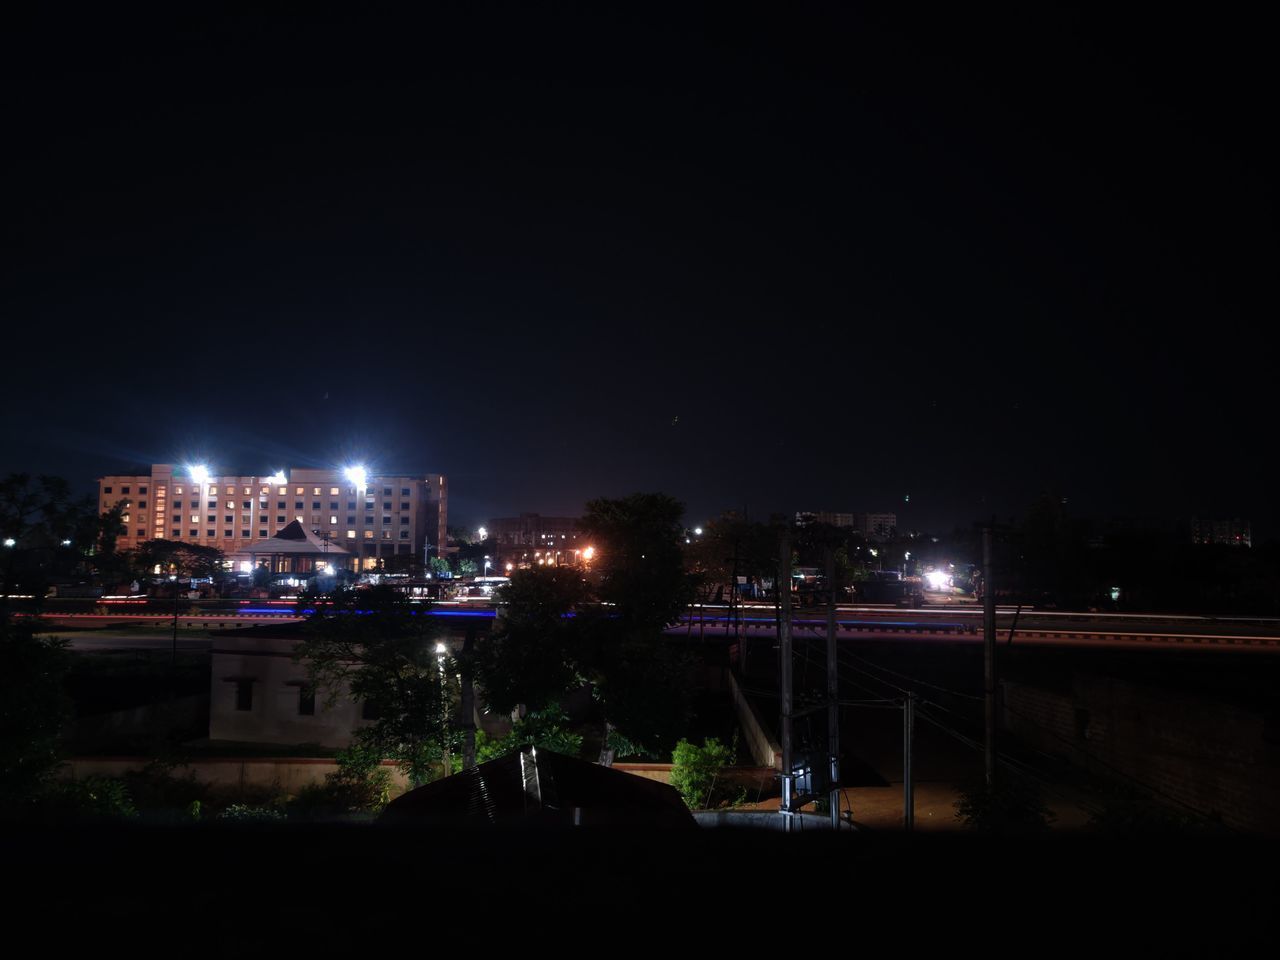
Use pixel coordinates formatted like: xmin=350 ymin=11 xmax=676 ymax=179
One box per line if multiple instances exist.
xmin=98 ymin=464 xmax=447 ymax=571
xmin=486 ymin=513 xmax=585 ymax=567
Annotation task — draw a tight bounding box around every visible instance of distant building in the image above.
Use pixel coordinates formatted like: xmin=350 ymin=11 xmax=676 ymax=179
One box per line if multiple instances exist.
xmin=98 ymin=464 xmax=447 ymax=572
xmin=1191 ymin=518 xmax=1252 ymax=548
xmin=794 ymin=510 xmax=896 ymax=541
xmin=486 ymin=513 xmax=585 ymax=568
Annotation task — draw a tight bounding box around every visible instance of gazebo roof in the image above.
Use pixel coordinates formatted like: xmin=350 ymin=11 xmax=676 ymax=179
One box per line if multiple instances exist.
xmin=243 ymin=520 xmax=351 ymax=556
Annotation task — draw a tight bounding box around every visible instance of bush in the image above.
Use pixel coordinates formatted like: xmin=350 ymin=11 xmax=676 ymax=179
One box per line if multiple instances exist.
xmin=122 ymin=760 xmax=211 ymax=817
xmin=39 ymin=777 xmax=137 ymax=820
xmin=289 ymin=745 xmax=392 ymax=818
xmin=218 ymin=803 xmax=286 ymax=823
xmin=954 ymin=775 xmax=1054 ymax=834
xmin=670 ymin=737 xmax=736 ymax=809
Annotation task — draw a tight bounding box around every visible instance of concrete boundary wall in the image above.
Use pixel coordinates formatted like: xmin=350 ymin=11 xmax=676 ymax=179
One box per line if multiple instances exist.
xmin=728 ymin=670 xmax=782 ymax=769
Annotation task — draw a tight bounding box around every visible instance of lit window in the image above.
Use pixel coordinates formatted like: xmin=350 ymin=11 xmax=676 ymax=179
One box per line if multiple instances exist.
xmin=363 ymin=530 xmax=373 ymax=539
xmin=192 ymin=517 xmax=200 ymax=524
xmin=122 ymin=514 xmax=131 ymax=523
xmin=382 ymin=531 xmax=391 ymax=540
xmin=296 ymin=487 xmax=304 ymax=495
xmin=330 ymin=487 xmax=339 ymax=496
xmin=295 ymin=516 xmax=304 ymax=523
xmin=313 ymin=487 xmax=321 ymax=496
xmin=346 ymin=530 xmax=356 ymax=539
xmin=175 ymin=486 xmax=183 ymax=495
xmin=226 ymin=486 xmax=234 ymax=495
xmin=279 ymin=487 xmax=287 ymax=496
xmin=261 ymin=486 xmax=269 ymax=495
xmin=243 ymin=487 xmax=251 ymax=495
xmin=330 ymin=516 xmax=338 ymax=525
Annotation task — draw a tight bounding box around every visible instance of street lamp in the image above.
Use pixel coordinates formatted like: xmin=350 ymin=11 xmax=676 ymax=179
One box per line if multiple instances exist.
xmin=483 ymin=556 xmax=490 ymax=578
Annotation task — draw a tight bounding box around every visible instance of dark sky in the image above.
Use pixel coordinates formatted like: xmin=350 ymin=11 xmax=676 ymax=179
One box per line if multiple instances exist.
xmin=3 ymin=4 xmax=1275 ymax=537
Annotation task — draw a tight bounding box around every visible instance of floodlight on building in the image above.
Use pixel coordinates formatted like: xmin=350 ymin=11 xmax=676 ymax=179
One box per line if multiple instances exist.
xmin=266 ymin=471 xmax=287 ymax=485
xmin=3 ymin=538 xmax=15 ymax=548
xmin=435 ymin=642 xmax=447 ymax=655
xmin=478 ymin=526 xmax=488 ymax=540
xmin=189 ymin=464 xmax=210 ymax=486
xmin=694 ymin=527 xmax=703 ymax=536
xmin=344 ymin=465 xmax=368 ymax=490
xmin=583 ymin=546 xmax=595 ymax=561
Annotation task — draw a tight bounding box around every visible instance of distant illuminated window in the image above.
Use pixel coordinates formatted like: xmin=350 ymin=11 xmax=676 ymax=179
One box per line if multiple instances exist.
xmin=122 ymin=514 xmax=131 ymax=523
xmin=330 ymin=516 xmax=338 ymax=525
xmin=279 ymin=487 xmax=287 ymax=496
xmin=363 ymin=530 xmax=373 ymax=539
xmin=243 ymin=487 xmax=251 ymax=495
xmin=295 ymin=487 xmax=304 ymax=495
xmin=346 ymin=530 xmax=356 ymax=539
xmin=295 ymin=516 xmax=304 ymax=524
xmin=225 ymin=486 xmax=234 ymax=495
xmin=382 ymin=531 xmax=391 ymax=540
xmin=191 ymin=517 xmax=200 ymax=524
xmin=261 ymin=486 xmax=269 ymax=495
xmin=330 ymin=487 xmax=339 ymax=496
xmin=175 ymin=486 xmax=183 ymax=495
xmin=313 ymin=487 xmax=321 ymax=496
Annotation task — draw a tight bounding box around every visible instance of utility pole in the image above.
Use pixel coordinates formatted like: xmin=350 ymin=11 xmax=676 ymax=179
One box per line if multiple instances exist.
xmin=825 ymin=546 xmax=840 ymax=829
xmin=983 ymin=523 xmax=996 ymax=788
xmin=460 ymin=625 xmax=477 ymax=770
xmin=779 ymin=532 xmax=794 ymax=832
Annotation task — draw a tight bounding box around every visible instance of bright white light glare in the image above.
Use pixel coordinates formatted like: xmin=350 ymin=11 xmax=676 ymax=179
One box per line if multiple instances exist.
xmin=189 ymin=464 xmax=210 ymax=486
xmin=61 ymin=539 xmax=72 ymax=546
xmin=694 ymin=527 xmax=703 ymax=536
xmin=926 ymin=570 xmax=950 ymax=591
xmin=505 ymin=563 xmax=513 ymax=571
xmin=583 ymin=546 xmax=595 ymax=561
xmin=267 ymin=471 xmax=287 ymax=485
xmin=478 ymin=526 xmax=488 ymax=540
xmin=3 ymin=538 xmax=15 ymax=548
xmin=238 ymin=561 xmax=252 ymax=573
xmin=321 ymin=564 xmax=333 ymax=575
xmin=344 ymin=465 xmax=368 ymax=489
xmin=435 ymin=642 xmax=447 ymax=655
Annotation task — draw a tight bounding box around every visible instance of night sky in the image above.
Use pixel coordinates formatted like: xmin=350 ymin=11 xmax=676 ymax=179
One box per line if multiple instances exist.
xmin=3 ymin=5 xmax=1274 ymax=537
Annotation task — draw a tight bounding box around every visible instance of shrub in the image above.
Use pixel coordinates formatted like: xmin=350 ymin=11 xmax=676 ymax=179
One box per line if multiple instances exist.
xmin=40 ymin=777 xmax=137 ymax=820
xmin=954 ymin=775 xmax=1054 ymax=834
xmin=289 ymin=745 xmax=392 ymax=818
xmin=670 ymin=737 xmax=736 ymax=809
xmin=218 ymin=803 xmax=286 ymax=822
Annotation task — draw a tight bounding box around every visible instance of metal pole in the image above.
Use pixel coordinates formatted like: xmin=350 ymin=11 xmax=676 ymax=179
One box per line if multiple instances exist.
xmin=983 ymin=524 xmax=996 ymax=788
xmin=779 ymin=533 xmax=793 ymax=831
xmin=904 ymin=691 xmax=915 ymax=831
xmin=461 ymin=626 xmax=476 ymax=770
xmin=826 ymin=546 xmax=840 ymax=830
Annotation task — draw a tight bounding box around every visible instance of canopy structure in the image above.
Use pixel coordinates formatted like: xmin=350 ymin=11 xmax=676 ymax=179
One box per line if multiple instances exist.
xmin=242 ymin=520 xmax=351 ymax=573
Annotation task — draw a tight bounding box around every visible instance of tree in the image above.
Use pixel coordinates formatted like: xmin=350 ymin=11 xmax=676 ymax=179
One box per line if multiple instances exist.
xmin=475 ymin=493 xmax=701 ymax=764
xmin=0 ymin=616 xmax=70 ymax=815
xmin=126 ymin=538 xmax=224 ymax=583
xmin=293 ymin=584 xmax=449 ymax=785
xmin=1 ymin=473 xmax=108 ymax=599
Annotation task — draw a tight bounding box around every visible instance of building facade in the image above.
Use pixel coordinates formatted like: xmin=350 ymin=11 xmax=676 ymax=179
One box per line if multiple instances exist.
xmin=794 ymin=510 xmax=897 ymax=541
xmin=1190 ymin=518 xmax=1252 ymax=548
xmin=98 ymin=464 xmax=447 ymax=571
xmin=486 ymin=513 xmax=585 ymax=567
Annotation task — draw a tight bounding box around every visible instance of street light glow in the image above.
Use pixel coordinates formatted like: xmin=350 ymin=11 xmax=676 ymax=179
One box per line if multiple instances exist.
xmin=694 ymin=527 xmax=703 ymax=536
xmin=583 ymin=546 xmax=595 ymax=561
xmin=189 ymin=464 xmax=210 ymax=486
xmin=344 ymin=465 xmax=368 ymax=489
xmin=3 ymin=538 xmax=15 ymax=548
xmin=478 ymin=526 xmax=488 ymax=540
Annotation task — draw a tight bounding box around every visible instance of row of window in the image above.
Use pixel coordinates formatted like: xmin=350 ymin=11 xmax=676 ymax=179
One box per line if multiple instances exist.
xmin=171 ymin=514 xmax=411 ymax=525
xmin=101 ymin=485 xmax=147 ymax=495
xmin=229 ymin=681 xmax=378 ymax=720
xmin=170 ymin=529 xmax=411 ymax=540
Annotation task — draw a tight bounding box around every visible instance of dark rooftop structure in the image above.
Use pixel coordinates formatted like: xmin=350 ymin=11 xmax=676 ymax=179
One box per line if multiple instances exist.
xmin=380 ymin=746 xmax=696 ymax=828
